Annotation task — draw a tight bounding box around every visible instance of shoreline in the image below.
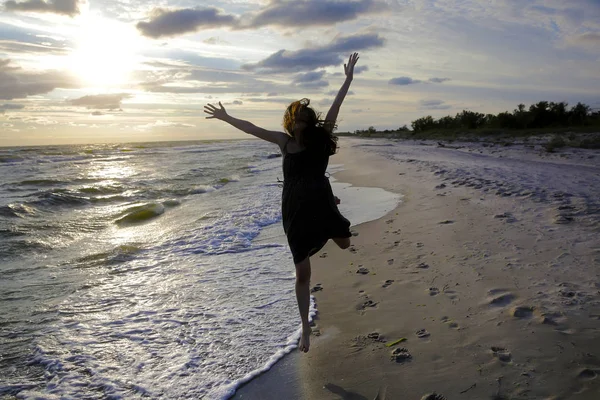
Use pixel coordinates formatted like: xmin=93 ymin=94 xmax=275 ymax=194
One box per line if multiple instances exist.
xmin=234 ymin=137 xmax=600 ymax=399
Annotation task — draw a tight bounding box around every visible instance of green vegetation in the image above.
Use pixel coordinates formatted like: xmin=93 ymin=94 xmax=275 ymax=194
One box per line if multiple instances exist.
xmin=337 ymin=101 xmax=600 ymax=150
xmin=409 ymin=102 xmax=598 ymax=132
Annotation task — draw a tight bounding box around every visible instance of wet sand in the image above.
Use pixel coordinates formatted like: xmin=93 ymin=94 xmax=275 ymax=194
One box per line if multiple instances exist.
xmin=235 ymin=137 xmax=600 ymax=400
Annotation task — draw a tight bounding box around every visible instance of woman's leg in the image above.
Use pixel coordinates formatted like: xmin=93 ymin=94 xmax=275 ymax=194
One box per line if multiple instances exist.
xmin=332 ymin=237 xmax=351 ymax=249
xmin=295 ymin=256 xmax=312 ymax=352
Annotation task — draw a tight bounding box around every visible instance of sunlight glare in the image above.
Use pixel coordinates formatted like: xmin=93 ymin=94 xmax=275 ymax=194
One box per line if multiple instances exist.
xmin=70 ymin=14 xmax=141 ymax=87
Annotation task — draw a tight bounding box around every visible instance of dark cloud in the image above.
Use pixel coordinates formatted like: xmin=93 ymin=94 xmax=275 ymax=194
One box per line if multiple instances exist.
xmin=0 ymin=103 xmax=24 ymax=113
xmin=232 ymin=100 xmax=242 ymax=105
xmin=292 ymin=70 xmax=329 ymax=89
xmin=136 ymin=7 xmax=237 ymax=38
xmin=0 ymin=59 xmax=78 ymax=100
xmin=247 ymin=0 xmax=386 ymax=28
xmin=137 ymin=1 xmax=385 ymax=39
xmin=429 ymin=77 xmax=451 ymax=83
xmin=70 ymin=93 xmax=132 ymax=110
xmin=243 ymin=33 xmax=385 ymax=73
xmin=91 ymin=111 xmax=105 ymax=116
xmin=4 ymin=0 xmax=82 ymax=16
xmin=354 ymin=65 xmax=369 ymax=74
xmin=388 ymin=76 xmax=421 ymax=85
xmin=419 ymin=99 xmax=452 ymax=110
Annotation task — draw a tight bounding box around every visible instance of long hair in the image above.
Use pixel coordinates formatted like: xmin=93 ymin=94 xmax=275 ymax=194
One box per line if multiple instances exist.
xmin=283 ymin=98 xmax=338 ymax=155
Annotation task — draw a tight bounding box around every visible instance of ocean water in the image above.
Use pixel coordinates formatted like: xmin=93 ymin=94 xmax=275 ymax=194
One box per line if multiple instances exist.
xmin=0 ymin=139 xmax=400 ymax=399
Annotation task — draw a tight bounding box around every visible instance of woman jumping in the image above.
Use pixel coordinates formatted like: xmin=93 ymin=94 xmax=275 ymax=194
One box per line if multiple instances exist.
xmin=204 ymin=52 xmax=359 ymax=353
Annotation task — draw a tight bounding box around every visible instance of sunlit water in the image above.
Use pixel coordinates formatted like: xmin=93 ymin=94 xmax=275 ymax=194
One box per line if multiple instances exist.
xmin=0 ymin=140 xmax=400 ymax=399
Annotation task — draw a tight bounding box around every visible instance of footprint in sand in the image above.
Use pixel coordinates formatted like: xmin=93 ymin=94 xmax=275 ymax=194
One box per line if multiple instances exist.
xmin=438 ymin=220 xmax=454 ymax=224
xmin=351 ymin=230 xmax=359 ymax=237
xmin=382 ymin=279 xmax=394 ymax=288
xmin=416 ymin=242 xmax=424 ymax=248
xmin=488 ymin=290 xmax=516 ymax=306
xmin=428 ymin=287 xmax=440 ymax=296
xmin=390 ymin=347 xmax=412 ymax=363
xmin=511 ymin=306 xmax=535 ymax=318
xmin=491 ymin=346 xmax=512 ymax=362
xmin=357 ymin=299 xmax=378 ymax=311
xmin=420 ymin=394 xmax=447 ymax=400
xmin=387 ymin=259 xmax=394 ymax=265
xmin=441 ymin=316 xmax=459 ymax=329
xmin=416 ymin=329 xmax=430 ymax=338
xmin=356 ymin=266 xmax=370 ymax=275
xmin=319 ymin=252 xmax=328 ymax=258
xmin=349 ymin=246 xmax=358 ymax=253
xmin=577 ymin=368 xmax=598 ymax=381
xmin=416 ymin=262 xmax=430 ymax=269
xmin=386 ymin=219 xmax=394 ymax=224
xmin=311 ymin=284 xmax=323 ymax=293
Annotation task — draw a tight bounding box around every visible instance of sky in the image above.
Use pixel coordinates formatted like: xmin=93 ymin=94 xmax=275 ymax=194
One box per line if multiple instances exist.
xmin=1 ymin=0 xmax=599 ymax=146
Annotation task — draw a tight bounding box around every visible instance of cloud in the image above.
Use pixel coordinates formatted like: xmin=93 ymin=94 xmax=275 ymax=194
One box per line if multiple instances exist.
xmin=134 ymin=120 xmax=195 ymax=131
xmin=137 ymin=7 xmax=237 ymax=38
xmin=243 ymin=33 xmax=385 ymax=73
xmin=4 ymin=0 xmax=82 ymax=16
xmin=354 ymin=65 xmax=369 ymax=74
xmin=0 ymin=40 xmax=69 ymax=55
xmin=389 ymin=76 xmax=451 ymax=85
xmin=0 ymin=59 xmax=79 ymax=100
xmin=203 ymin=36 xmax=230 ymax=45
xmin=326 ymin=90 xmax=354 ymax=96
xmin=246 ymin=0 xmax=386 ymax=29
xmin=419 ymin=99 xmax=452 ymax=110
xmin=90 ymin=111 xmax=105 ymax=116
xmin=137 ymin=1 xmax=385 ymax=39
xmin=428 ymin=77 xmax=451 ymax=83
xmin=70 ymin=93 xmax=132 ymax=110
xmin=0 ymin=103 xmax=24 ymax=113
xmin=389 ymin=76 xmax=421 ymax=85
xmin=566 ymin=32 xmax=600 ymax=50
xmin=292 ymin=70 xmax=329 ymax=89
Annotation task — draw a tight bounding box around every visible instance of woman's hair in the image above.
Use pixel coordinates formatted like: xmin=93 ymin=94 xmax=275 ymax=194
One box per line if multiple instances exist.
xmin=283 ymin=98 xmax=338 ymax=155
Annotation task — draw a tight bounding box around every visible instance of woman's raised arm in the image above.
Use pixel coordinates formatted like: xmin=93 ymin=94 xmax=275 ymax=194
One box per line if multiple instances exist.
xmin=204 ymin=102 xmax=287 ymax=147
xmin=324 ymin=52 xmax=359 ymax=131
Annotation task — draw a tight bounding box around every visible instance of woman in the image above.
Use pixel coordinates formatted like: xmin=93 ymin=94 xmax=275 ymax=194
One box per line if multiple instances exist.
xmin=204 ymin=52 xmax=359 ymax=353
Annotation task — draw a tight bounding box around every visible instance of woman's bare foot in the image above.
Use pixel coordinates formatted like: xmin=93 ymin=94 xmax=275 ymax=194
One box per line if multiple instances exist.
xmin=334 ymin=196 xmax=341 ymax=205
xmin=299 ymin=327 xmax=311 ymax=353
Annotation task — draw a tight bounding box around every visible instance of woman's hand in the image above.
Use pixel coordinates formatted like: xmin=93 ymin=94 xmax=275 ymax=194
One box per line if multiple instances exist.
xmin=344 ymin=52 xmax=359 ymax=81
xmin=204 ymin=102 xmax=229 ymax=121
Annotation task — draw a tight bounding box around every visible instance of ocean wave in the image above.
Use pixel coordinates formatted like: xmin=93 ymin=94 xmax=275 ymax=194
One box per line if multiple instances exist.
xmin=32 ymin=190 xmax=89 ymax=207
xmin=18 ymin=179 xmax=67 ymax=186
xmin=216 ymin=175 xmax=240 ymax=186
xmin=169 ymin=186 xmax=215 ymax=196
xmin=0 ymin=155 xmax=25 ymax=163
xmin=75 ymin=244 xmax=144 ymax=267
xmin=115 ymin=203 xmax=165 ymax=225
xmin=0 ymin=203 xmax=37 ymax=218
xmin=163 ymin=199 xmax=181 ymax=207
xmin=0 ymin=228 xmax=26 ymax=238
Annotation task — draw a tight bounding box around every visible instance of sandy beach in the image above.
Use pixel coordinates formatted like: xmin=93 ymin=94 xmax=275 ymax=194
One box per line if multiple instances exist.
xmin=235 ymin=136 xmax=599 ymax=400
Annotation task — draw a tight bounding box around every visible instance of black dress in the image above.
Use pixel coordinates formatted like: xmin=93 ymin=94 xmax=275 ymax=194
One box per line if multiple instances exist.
xmin=281 ymin=139 xmax=352 ymax=264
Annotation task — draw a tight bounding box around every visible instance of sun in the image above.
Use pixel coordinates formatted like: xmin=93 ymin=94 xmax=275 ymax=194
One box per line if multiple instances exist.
xmin=69 ymin=14 xmax=141 ymax=87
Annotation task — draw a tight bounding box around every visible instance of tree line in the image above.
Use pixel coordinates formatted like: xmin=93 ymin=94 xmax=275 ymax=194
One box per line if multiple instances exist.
xmin=409 ymin=101 xmax=599 ymax=133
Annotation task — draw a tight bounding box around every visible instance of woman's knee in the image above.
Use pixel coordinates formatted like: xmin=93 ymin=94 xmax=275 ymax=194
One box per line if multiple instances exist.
xmin=295 ymin=257 xmax=311 ymax=284
xmin=333 ymin=237 xmax=351 ymax=250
